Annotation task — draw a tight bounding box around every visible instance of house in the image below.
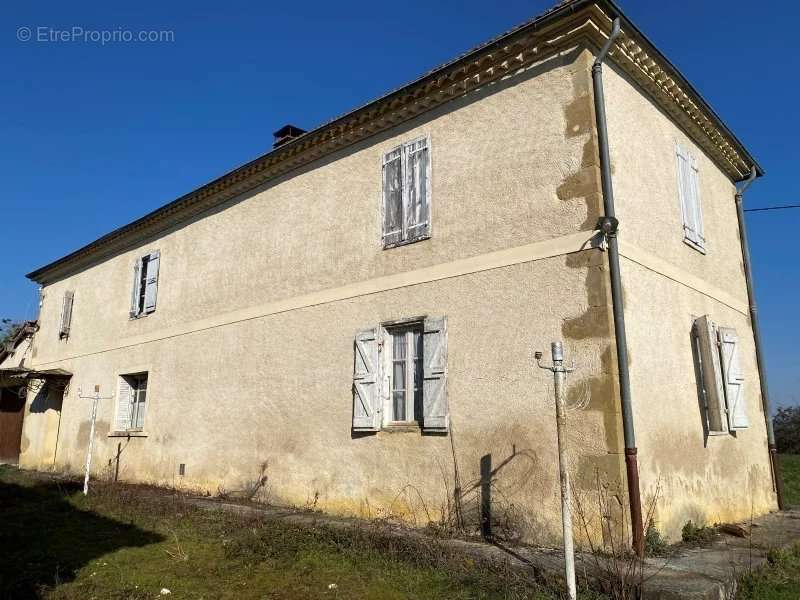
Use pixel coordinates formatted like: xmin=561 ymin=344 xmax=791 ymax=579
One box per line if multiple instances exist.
xmin=12 ymin=0 xmax=779 ymax=545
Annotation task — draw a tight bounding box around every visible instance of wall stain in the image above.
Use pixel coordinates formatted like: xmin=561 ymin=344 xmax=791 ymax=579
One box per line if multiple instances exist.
xmin=560 ymin=54 xmax=604 ymax=231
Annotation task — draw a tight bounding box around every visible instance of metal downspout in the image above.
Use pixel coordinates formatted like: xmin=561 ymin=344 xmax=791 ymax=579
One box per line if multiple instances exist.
xmin=591 ymin=17 xmax=645 ymax=556
xmin=735 ymin=167 xmax=786 ymax=509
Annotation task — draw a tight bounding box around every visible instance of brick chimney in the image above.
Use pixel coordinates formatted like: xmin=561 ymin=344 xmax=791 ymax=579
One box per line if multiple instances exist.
xmin=273 ymin=124 xmax=307 ymax=149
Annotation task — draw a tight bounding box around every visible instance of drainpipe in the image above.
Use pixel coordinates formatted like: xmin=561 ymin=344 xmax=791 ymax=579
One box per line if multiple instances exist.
xmin=591 ymin=17 xmax=644 ymax=556
xmin=734 ymin=167 xmax=786 ymax=510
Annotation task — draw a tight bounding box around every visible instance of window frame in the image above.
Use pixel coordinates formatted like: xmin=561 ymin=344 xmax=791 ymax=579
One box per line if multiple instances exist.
xmin=381 ymin=135 xmax=432 ymax=249
xmin=384 ymin=324 xmax=423 ymax=426
xmin=129 ymin=250 xmax=160 ymax=319
xmin=113 ymin=371 xmax=150 ymax=435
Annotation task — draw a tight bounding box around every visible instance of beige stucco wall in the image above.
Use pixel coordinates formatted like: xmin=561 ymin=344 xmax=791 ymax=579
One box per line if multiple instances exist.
xmin=19 ymin=46 xmax=625 ymax=544
xmin=603 ymin=62 xmax=777 ymax=539
xmin=23 ymin=252 xmax=617 ymax=544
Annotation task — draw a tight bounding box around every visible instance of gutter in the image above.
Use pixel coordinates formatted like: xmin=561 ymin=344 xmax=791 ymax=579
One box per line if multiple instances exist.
xmin=734 ymin=167 xmax=785 ymax=509
xmin=591 ymin=16 xmax=645 ymax=556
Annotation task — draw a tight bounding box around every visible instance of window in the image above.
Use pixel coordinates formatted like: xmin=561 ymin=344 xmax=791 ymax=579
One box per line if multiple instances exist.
xmin=388 ymin=326 xmax=423 ymax=423
xmin=115 ymin=373 xmax=148 ymax=431
xmin=130 ymin=251 xmax=160 ymax=318
xmin=382 ymin=137 xmax=430 ymax=247
xmin=692 ymin=315 xmax=748 ymax=435
xmin=352 ymin=317 xmax=448 ymax=432
xmin=676 ymin=143 xmax=705 ymax=252
xmin=59 ymin=291 xmax=74 ymax=339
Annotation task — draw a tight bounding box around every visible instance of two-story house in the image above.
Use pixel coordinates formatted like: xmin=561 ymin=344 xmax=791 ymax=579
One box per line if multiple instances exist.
xmin=8 ymin=0 xmax=778 ymax=545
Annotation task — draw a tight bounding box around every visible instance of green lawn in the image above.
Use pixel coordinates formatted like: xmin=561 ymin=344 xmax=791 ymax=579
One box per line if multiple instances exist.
xmin=0 ymin=466 xmax=578 ymax=599
xmin=3 ymin=460 xmax=800 ymax=599
xmin=779 ymin=454 xmax=800 ymax=506
xmin=735 ymin=454 xmax=800 ymax=599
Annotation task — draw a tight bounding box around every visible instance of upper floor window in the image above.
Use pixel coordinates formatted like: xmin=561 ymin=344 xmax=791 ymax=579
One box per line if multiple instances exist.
xmin=58 ymin=291 xmax=74 ymax=339
xmin=676 ymin=143 xmax=705 ymax=253
xmin=382 ymin=137 xmax=430 ymax=248
xmin=130 ymin=251 xmax=160 ymax=318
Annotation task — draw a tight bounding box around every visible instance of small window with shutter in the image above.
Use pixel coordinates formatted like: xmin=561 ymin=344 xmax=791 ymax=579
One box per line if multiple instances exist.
xmin=129 ymin=251 xmax=161 ymax=318
xmin=676 ymin=143 xmax=705 ymax=252
xmin=692 ymin=316 xmax=749 ymax=436
xmin=115 ymin=372 xmax=148 ymax=432
xmin=59 ymin=291 xmax=74 ymax=339
xmin=382 ymin=136 xmax=431 ymax=248
xmin=352 ymin=316 xmax=448 ymax=433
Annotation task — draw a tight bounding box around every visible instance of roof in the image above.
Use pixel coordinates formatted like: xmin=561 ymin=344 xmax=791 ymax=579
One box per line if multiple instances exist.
xmin=0 ymin=321 xmax=38 ymax=365
xmin=26 ymin=0 xmax=763 ymax=284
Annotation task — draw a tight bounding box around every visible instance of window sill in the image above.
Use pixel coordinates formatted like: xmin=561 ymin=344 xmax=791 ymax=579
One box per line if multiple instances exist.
xmin=382 ymin=423 xmax=421 ymax=433
xmin=383 ymin=235 xmax=431 ymax=251
xmin=706 ymin=430 xmax=729 ymax=437
xmin=683 ymin=237 xmax=707 ymax=255
xmin=108 ymin=431 xmax=148 ymax=438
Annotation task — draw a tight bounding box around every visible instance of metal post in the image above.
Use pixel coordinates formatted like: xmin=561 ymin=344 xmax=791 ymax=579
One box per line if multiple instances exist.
xmin=79 ymin=385 xmax=113 ymax=496
xmin=538 ymin=342 xmax=576 ymax=600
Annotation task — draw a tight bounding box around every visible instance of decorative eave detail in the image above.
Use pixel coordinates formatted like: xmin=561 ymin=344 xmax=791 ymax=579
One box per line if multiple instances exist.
xmin=579 ymin=4 xmax=756 ymax=181
xmin=27 ymin=0 xmax=762 ymax=285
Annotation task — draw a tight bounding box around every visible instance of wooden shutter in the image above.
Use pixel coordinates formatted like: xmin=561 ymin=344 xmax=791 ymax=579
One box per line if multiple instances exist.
xmin=115 ymin=377 xmax=132 ymax=431
xmin=143 ymin=251 xmax=160 ymax=314
xmin=130 ymin=258 xmax=142 ymax=317
xmin=694 ymin=315 xmax=727 ymax=432
xmin=689 ymin=155 xmax=705 ymax=247
xmin=719 ymin=327 xmax=748 ymax=430
xmin=382 ymin=148 xmax=403 ymax=246
xmin=59 ymin=291 xmax=74 ymax=338
xmin=676 ymin=144 xmax=703 ymax=247
xmin=352 ymin=328 xmax=380 ymax=431
xmin=422 ymin=316 xmax=448 ymax=432
xmin=405 ymin=138 xmax=430 ymax=241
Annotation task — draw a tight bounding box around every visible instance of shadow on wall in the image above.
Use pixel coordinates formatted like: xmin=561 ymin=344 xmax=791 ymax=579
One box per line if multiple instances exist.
xmin=0 ymin=475 xmax=162 ymax=597
xmin=29 ymin=382 xmax=63 ymax=414
xmin=448 ymin=427 xmax=539 ymax=542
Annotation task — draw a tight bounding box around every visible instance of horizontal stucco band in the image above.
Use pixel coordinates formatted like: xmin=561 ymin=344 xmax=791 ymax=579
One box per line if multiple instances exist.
xmin=35 ymin=233 xmax=749 ymax=369
xmin=36 ymin=231 xmax=602 ymax=366
xmin=618 ymin=240 xmax=749 ymax=315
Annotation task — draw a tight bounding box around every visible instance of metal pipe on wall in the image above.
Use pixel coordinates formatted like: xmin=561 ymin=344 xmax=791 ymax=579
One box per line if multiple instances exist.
xmin=591 ymin=17 xmax=645 ymax=556
xmin=734 ymin=167 xmax=786 ymax=509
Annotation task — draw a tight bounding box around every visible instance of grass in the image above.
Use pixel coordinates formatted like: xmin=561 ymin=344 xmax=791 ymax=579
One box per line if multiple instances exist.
xmin=734 ymin=454 xmax=800 ymax=599
xmin=0 ymin=466 xmax=592 ymax=600
xmin=779 ymin=454 xmax=800 ymax=506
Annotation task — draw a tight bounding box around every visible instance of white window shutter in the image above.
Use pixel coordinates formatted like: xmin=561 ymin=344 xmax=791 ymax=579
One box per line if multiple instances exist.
xmin=143 ymin=251 xmax=160 ymax=314
xmin=422 ymin=316 xmax=448 ymax=432
xmin=694 ymin=315 xmax=727 ymax=432
xmin=59 ymin=291 xmax=74 ymax=338
xmin=676 ymin=144 xmax=697 ymax=244
xmin=382 ymin=148 xmax=403 ymax=246
xmin=353 ymin=328 xmax=380 ymax=431
xmin=405 ymin=138 xmax=430 ymax=240
xmin=115 ymin=377 xmax=132 ymax=431
xmin=689 ymin=155 xmax=705 ymax=247
xmin=130 ymin=258 xmax=142 ymax=317
xmin=719 ymin=327 xmax=748 ymax=430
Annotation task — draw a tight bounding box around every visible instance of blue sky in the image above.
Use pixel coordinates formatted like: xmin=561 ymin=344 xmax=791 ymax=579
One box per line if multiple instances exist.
xmin=1 ymin=1 xmax=797 ymax=407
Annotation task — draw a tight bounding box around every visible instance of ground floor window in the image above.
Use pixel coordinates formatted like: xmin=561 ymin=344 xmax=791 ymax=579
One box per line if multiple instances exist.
xmin=352 ymin=316 xmax=448 ymax=433
xmin=116 ymin=373 xmax=148 ymax=431
xmin=388 ymin=325 xmax=423 ymax=424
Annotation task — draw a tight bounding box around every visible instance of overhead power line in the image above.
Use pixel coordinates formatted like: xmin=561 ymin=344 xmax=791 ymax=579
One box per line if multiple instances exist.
xmin=744 ymin=204 xmax=800 ymax=213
